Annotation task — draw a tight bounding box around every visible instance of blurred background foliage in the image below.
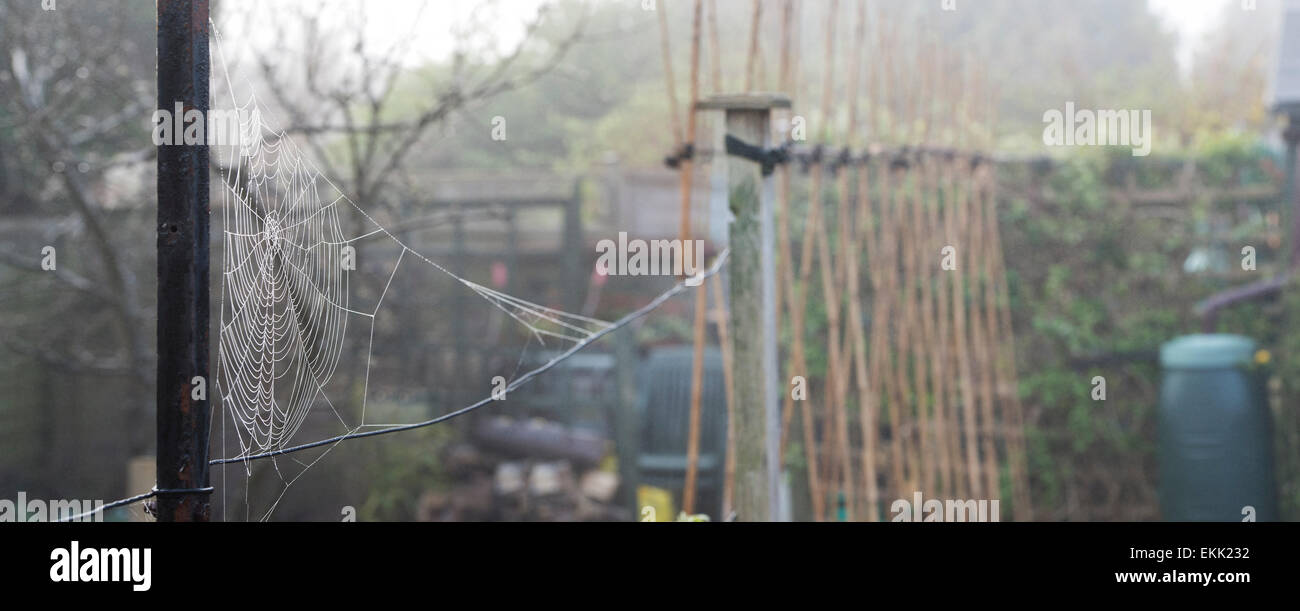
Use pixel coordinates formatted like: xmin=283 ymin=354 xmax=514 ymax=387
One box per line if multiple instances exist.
xmin=997 ymin=141 xmax=1296 ymax=520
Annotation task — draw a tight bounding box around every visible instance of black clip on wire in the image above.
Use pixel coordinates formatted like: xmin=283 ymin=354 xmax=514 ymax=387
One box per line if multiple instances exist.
xmin=724 ymin=134 xmax=790 ymax=176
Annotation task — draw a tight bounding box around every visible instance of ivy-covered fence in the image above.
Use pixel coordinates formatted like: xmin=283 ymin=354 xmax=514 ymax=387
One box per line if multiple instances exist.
xmin=997 ymin=137 xmax=1298 ymax=521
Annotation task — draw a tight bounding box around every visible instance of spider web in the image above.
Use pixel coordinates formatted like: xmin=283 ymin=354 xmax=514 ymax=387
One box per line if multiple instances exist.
xmin=210 ymin=25 xmax=613 ymax=520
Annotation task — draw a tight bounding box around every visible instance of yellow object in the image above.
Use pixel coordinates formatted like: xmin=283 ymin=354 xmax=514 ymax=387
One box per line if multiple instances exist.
xmin=1255 ymin=349 xmax=1271 ymax=365
xmin=600 ymin=453 xmax=618 ymax=473
xmin=637 ymin=485 xmax=673 ymax=522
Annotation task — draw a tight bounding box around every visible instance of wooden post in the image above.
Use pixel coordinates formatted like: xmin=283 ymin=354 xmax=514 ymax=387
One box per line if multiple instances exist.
xmin=697 ymin=93 xmax=789 ymax=521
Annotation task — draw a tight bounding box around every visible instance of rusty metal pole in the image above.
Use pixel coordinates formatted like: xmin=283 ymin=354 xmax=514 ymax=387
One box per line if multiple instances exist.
xmin=156 ymin=0 xmax=211 ymax=522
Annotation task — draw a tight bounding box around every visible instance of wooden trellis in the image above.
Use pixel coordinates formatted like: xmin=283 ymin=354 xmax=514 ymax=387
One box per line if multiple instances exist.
xmin=662 ymin=0 xmax=1032 ymax=521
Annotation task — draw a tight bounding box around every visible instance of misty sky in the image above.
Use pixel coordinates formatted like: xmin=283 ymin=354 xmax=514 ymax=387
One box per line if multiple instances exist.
xmin=224 ymin=0 xmax=1236 ymax=71
xmin=1149 ymin=0 xmax=1242 ymax=72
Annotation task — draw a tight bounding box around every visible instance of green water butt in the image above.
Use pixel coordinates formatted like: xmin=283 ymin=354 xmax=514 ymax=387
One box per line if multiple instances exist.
xmin=1158 ymin=334 xmax=1278 ymax=521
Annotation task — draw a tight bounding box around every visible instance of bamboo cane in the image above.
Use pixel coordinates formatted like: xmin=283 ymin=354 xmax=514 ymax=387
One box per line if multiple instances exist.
xmin=967 ymin=155 xmax=1001 ymax=502
xmin=711 ymin=271 xmax=737 ymax=519
xmin=708 ymin=0 xmax=722 ymax=92
xmin=744 ymin=0 xmax=762 ymax=92
xmin=817 ymin=0 xmax=869 ymax=521
xmin=954 ymin=152 xmax=984 ymax=497
xmin=680 ymin=0 xmax=705 ymax=516
xmin=919 ymin=153 xmax=949 ymax=497
xmin=883 ymin=162 xmax=909 ymax=499
xmin=769 ymin=0 xmax=827 ymax=522
xmin=849 ymin=159 xmax=880 ymax=520
xmin=943 ymin=156 xmax=970 ymax=499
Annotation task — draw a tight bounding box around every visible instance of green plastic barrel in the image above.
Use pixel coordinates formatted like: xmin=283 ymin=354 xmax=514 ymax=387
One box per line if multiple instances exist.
xmin=634 ymin=346 xmax=728 ymax=517
xmin=1158 ymin=334 xmax=1277 ymax=521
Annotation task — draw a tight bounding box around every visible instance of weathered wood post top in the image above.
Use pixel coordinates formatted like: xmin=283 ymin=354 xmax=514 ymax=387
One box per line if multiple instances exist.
xmin=696 ymin=93 xmax=792 ymax=112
